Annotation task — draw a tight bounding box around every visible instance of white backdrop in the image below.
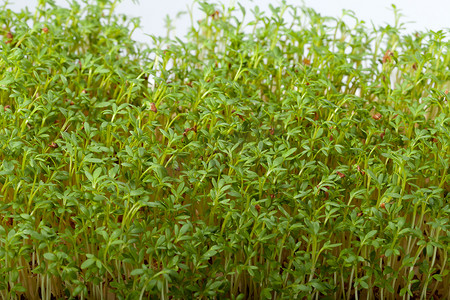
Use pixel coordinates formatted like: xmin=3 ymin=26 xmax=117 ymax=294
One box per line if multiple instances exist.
xmin=7 ymin=0 xmax=450 ymax=44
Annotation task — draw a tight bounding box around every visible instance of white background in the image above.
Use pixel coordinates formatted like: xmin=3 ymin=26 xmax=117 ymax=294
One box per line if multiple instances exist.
xmin=7 ymin=0 xmax=450 ymax=44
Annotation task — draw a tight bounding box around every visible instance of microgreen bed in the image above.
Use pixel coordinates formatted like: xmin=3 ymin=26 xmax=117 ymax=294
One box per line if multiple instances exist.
xmin=0 ymin=0 xmax=449 ymax=299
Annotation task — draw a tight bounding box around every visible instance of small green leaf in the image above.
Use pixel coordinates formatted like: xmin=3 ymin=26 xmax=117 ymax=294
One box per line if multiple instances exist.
xmin=81 ymin=258 xmax=96 ymax=269
xmin=43 ymin=253 xmax=57 ymax=261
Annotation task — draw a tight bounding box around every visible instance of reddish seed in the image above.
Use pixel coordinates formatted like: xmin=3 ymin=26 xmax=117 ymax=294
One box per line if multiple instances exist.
xmin=380 ymin=203 xmax=386 ymax=209
xmin=380 ymin=131 xmax=385 ymax=139
xmin=302 ymin=58 xmax=311 ymax=65
xmin=42 ymin=27 xmax=49 ymax=33
xmin=70 ymin=101 xmax=74 ymax=105
xmin=5 ymin=32 xmax=13 ymax=44
xmin=337 ymin=171 xmax=345 ymax=178
xmin=329 ymin=135 xmax=334 ymax=141
xmin=382 ymin=50 xmax=393 ymax=64
xmin=372 ymin=113 xmax=382 ymax=120
xmin=270 ymin=127 xmax=274 ymax=135
xmin=255 ymin=204 xmax=261 ymax=213
xmin=445 ymin=90 xmax=448 ymax=95
xmin=150 ymin=102 xmax=157 ymax=113
xmin=210 ymin=10 xmax=220 ymax=19
xmin=49 ymin=142 xmax=58 ymax=148
xmin=357 ymin=165 xmax=365 ymax=175
xmin=357 ymin=212 xmax=363 ymax=217
xmin=4 ymin=105 xmax=10 ymax=111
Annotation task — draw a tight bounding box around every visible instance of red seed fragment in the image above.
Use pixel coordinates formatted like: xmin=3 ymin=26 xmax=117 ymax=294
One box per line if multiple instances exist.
xmin=302 ymin=58 xmax=311 ymax=66
xmin=49 ymin=142 xmax=58 ymax=148
xmin=269 ymin=127 xmax=274 ymax=135
xmin=382 ymin=50 xmax=393 ymax=64
xmin=372 ymin=113 xmax=382 ymax=120
xmin=5 ymin=32 xmax=13 ymax=44
xmin=357 ymin=212 xmax=363 ymax=217
xmin=150 ymin=102 xmax=157 ymax=113
xmin=42 ymin=27 xmax=49 ymax=33
xmin=255 ymin=204 xmax=261 ymax=213
xmin=445 ymin=89 xmax=448 ymax=95
xmin=380 ymin=203 xmax=386 ymax=209
xmin=357 ymin=165 xmax=366 ymax=175
xmin=210 ymin=10 xmax=220 ymax=19
xmin=4 ymin=105 xmax=10 ymax=111
xmin=337 ymin=171 xmax=345 ymax=178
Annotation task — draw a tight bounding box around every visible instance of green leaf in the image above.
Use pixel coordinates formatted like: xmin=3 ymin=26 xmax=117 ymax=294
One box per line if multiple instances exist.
xmin=130 ymin=268 xmax=144 ymax=276
xmin=81 ymin=258 xmax=96 ymax=269
xmin=43 ymin=253 xmax=57 ymax=261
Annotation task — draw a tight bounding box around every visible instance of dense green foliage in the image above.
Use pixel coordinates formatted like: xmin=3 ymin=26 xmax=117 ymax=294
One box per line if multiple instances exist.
xmin=0 ymin=0 xmax=449 ymax=299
